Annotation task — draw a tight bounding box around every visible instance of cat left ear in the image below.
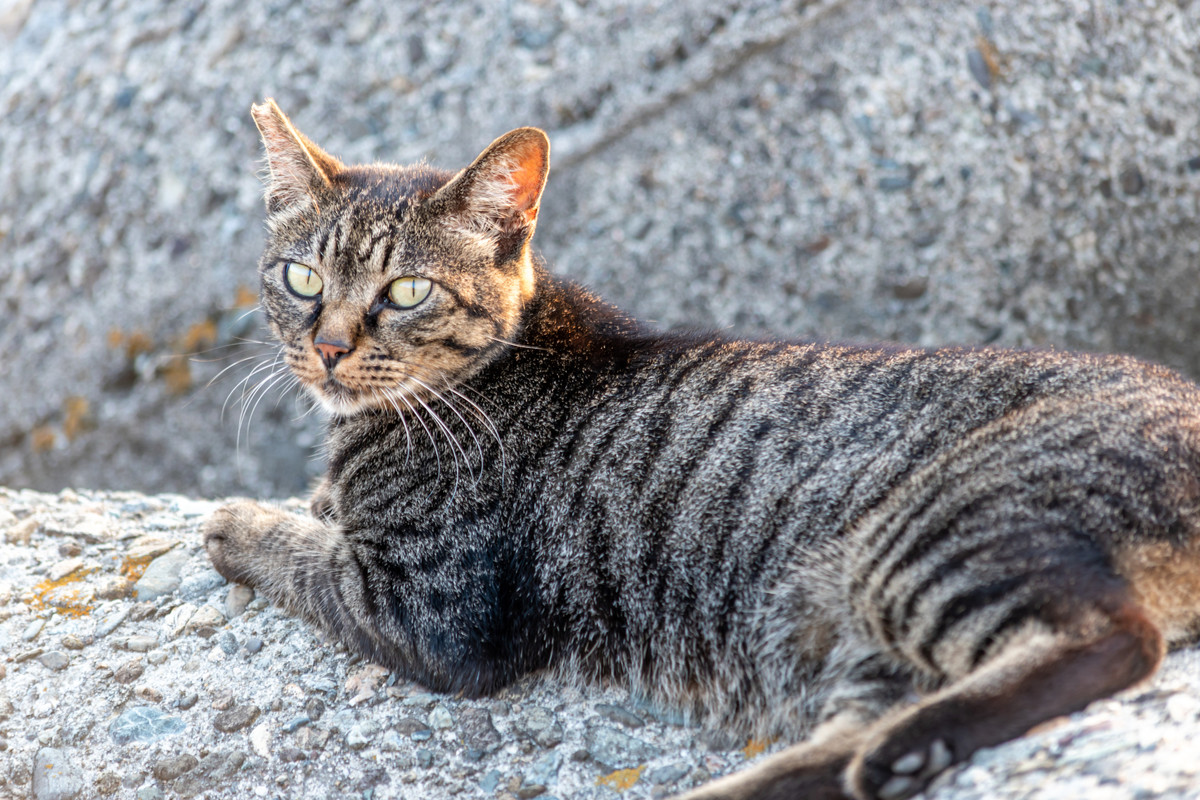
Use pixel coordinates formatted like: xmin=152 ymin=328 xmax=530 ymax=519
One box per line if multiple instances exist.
xmin=434 ymin=127 xmax=550 ymax=249
xmin=250 ymin=98 xmax=344 ymax=214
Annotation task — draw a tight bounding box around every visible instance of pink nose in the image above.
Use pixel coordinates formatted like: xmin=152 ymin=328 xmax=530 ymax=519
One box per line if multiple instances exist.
xmin=314 ymin=337 xmax=352 ymax=369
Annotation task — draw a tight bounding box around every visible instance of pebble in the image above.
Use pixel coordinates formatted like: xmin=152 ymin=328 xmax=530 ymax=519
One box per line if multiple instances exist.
xmin=22 ymin=617 xmax=46 ymax=641
xmin=250 ymin=722 xmax=271 ymax=757
xmin=584 ymin=724 xmax=663 ymax=770
xmin=217 ymin=631 xmax=239 ymax=654
xmin=177 ymin=693 xmax=199 ymax=710
xmin=60 ymin=635 xmax=87 ymax=650
xmin=108 ymin=707 xmax=186 ymax=744
xmin=15 ymin=647 xmax=45 ymax=663
xmin=95 ymin=605 xmax=130 ymax=638
xmin=94 ymin=772 xmax=120 ymax=795
xmin=134 ymin=550 xmax=190 ymax=601
xmin=346 ymin=720 xmax=379 ymax=749
xmin=225 ymin=584 xmax=254 ymax=618
xmin=164 ymin=603 xmax=198 ymax=638
xmin=152 ymin=753 xmax=199 ymax=782
xmin=7 ymin=516 xmax=39 ymax=544
xmin=304 ymin=697 xmax=325 ymax=720
xmin=184 ymin=604 xmax=226 ymax=636
xmin=180 ymin=569 xmax=226 ymax=599
xmin=521 ymin=707 xmax=564 ymax=748
xmin=595 ymin=702 xmax=646 ymax=729
xmin=244 ymin=635 xmax=263 ymax=654
xmin=112 ymin=660 xmax=145 ymax=684
xmin=213 ymin=705 xmax=261 ymax=733
xmin=524 ymin=750 xmax=562 ymax=790
xmin=32 ymin=746 xmax=84 ymax=800
xmin=47 ymin=557 xmax=86 ymax=582
xmin=125 ymin=537 xmax=175 ymax=562
xmin=93 ymin=576 xmax=134 ymax=600
xmin=135 ymin=787 xmax=164 ymax=800
xmin=647 ymin=762 xmax=691 ymax=786
xmin=428 ymin=704 xmax=455 ymax=729
xmin=283 ymin=715 xmax=310 ymax=733
xmin=146 ymin=651 xmax=168 ymax=665
xmin=211 ymin=690 xmax=236 ymax=710
xmin=123 ymin=635 xmax=157 ymax=652
xmin=460 ymin=707 xmax=502 ymax=753
xmin=395 ymin=717 xmax=431 ymax=736
xmin=38 ymin=651 xmax=69 ymax=671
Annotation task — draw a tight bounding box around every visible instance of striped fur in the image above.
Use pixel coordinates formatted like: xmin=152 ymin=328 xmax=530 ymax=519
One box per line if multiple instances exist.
xmin=206 ymin=103 xmax=1200 ymax=800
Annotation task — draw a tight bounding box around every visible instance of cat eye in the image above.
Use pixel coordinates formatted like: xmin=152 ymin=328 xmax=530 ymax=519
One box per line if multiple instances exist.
xmin=388 ymin=277 xmax=432 ymax=309
xmin=284 ymin=262 xmax=323 ymax=298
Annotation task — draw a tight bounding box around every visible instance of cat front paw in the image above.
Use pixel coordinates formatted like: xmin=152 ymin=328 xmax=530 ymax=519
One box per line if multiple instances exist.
xmin=203 ymin=500 xmax=275 ymax=587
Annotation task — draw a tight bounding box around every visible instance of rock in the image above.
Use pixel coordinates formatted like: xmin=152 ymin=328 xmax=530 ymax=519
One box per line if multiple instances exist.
xmin=216 ymin=631 xmax=238 ymax=655
xmin=524 ymin=750 xmax=562 ymax=791
xmin=428 ymin=704 xmax=454 ymax=729
xmin=135 ymin=787 xmax=164 ymax=800
xmin=304 ymin=697 xmax=325 ymax=720
xmin=152 ymin=753 xmax=198 ymax=782
xmin=125 ymin=537 xmax=176 ymax=561
xmin=134 ymin=550 xmax=190 ymax=601
xmin=224 ymin=584 xmax=254 ymax=618
xmin=60 ymin=635 xmax=87 ymax=650
xmin=22 ymin=617 xmax=45 ymax=641
xmin=345 ymin=663 xmax=389 ymax=705
xmin=7 ymin=516 xmax=39 ymax=544
xmin=108 ymin=707 xmax=187 ymax=744
xmin=38 ymin=651 xmax=69 ymax=671
xmin=32 ymin=747 xmax=84 ymax=800
xmin=95 ymin=605 xmax=130 ymax=638
xmin=147 ymin=651 xmax=168 ymax=665
xmin=346 ymin=720 xmax=379 ymax=750
xmin=647 ymin=762 xmax=691 ymax=786
xmin=595 ymin=703 xmax=645 ymax=729
xmin=460 ymin=707 xmax=501 ymax=753
xmin=93 ymin=576 xmax=134 ymax=600
xmin=180 ymin=568 xmax=225 ymax=599
xmin=46 ymin=557 xmax=85 ymax=582
xmin=123 ymin=635 xmax=157 ymax=652
xmin=395 ymin=717 xmax=431 ymax=736
xmin=183 ymin=604 xmax=225 ymax=636
xmin=244 ymin=635 xmax=263 ymax=654
xmin=584 ymin=725 xmax=663 ymax=770
xmin=213 ymin=705 xmax=260 ymax=733
xmin=163 ymin=602 xmax=198 ymax=638
xmin=249 ymin=722 xmax=271 ymax=757
xmin=211 ymin=690 xmax=235 ymax=710
xmin=177 ymin=693 xmax=198 ymax=711
xmin=94 ymin=772 xmax=120 ymax=795
xmin=520 ymin=707 xmax=564 ymax=748
xmin=112 ymin=659 xmax=144 ymax=684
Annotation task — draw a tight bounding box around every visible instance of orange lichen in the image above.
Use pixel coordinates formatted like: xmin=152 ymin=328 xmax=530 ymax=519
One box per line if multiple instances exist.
xmin=235 ymin=285 xmax=259 ymax=308
xmin=29 ymin=566 xmax=98 ymax=618
xmin=742 ymin=737 xmax=776 ymax=759
xmin=120 ymin=553 xmax=156 ymax=582
xmin=63 ymin=396 xmax=91 ymax=441
xmin=596 ymin=765 xmax=646 ymax=791
xmin=161 ymin=355 xmax=192 ymax=394
xmin=180 ymin=319 xmax=218 ymax=353
xmin=31 ymin=426 xmax=56 ymax=452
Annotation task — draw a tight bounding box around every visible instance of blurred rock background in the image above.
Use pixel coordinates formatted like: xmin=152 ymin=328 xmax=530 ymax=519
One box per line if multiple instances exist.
xmin=2 ymin=0 xmax=1198 ymax=497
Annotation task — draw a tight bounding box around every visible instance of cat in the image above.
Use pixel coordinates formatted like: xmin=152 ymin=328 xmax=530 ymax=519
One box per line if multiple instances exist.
xmin=204 ymin=97 xmax=1200 ymax=800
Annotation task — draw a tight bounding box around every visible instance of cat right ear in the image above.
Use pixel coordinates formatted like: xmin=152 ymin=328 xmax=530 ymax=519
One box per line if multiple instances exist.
xmin=250 ymin=98 xmax=344 ymax=214
xmin=433 ymin=127 xmax=550 ymax=250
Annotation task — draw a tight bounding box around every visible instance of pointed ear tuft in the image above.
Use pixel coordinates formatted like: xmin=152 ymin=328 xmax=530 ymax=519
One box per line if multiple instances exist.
xmin=435 ymin=127 xmax=550 ymax=248
xmin=250 ymin=98 xmax=344 ymax=214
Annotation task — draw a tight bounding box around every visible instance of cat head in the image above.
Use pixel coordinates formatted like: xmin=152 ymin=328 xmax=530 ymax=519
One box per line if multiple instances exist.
xmin=249 ymin=98 xmax=549 ymax=416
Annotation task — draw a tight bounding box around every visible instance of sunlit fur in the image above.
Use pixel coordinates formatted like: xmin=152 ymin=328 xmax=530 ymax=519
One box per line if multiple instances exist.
xmin=207 ymin=101 xmax=1200 ymax=800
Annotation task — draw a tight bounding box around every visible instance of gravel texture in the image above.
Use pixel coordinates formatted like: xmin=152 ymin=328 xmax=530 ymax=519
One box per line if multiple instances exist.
xmin=4 ymin=0 xmax=1200 ymax=497
xmin=4 ymin=488 xmax=1200 ymax=799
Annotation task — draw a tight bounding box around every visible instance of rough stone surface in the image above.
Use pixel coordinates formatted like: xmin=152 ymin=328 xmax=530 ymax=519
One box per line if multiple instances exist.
xmin=31 ymin=747 xmax=84 ymax=800
xmin=5 ymin=1 xmax=1200 ymax=498
xmin=8 ymin=503 xmax=1200 ymax=798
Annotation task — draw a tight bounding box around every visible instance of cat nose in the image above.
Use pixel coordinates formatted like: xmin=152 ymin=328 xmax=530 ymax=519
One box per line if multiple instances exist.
xmin=314 ymin=336 xmax=353 ymax=370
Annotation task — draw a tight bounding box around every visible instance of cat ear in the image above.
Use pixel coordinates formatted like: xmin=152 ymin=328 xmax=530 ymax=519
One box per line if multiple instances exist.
xmin=434 ymin=127 xmax=550 ymax=249
xmin=250 ymin=98 xmax=344 ymax=214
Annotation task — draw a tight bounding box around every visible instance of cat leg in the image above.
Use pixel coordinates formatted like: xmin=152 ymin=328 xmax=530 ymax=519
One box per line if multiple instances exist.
xmin=203 ymin=500 xmax=395 ymax=664
xmin=308 ymin=476 xmax=336 ymax=522
xmin=677 ymin=650 xmax=912 ymax=800
xmin=847 ymin=601 xmax=1163 ymax=800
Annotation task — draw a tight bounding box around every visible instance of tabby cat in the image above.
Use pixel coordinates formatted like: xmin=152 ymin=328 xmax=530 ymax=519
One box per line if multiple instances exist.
xmin=204 ymin=98 xmax=1200 ymax=800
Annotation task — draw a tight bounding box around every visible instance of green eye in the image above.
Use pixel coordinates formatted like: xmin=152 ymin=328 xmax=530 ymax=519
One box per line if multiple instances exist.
xmin=284 ymin=262 xmax=323 ymax=298
xmin=388 ymin=277 xmax=432 ymax=308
